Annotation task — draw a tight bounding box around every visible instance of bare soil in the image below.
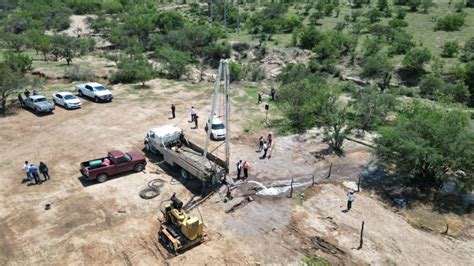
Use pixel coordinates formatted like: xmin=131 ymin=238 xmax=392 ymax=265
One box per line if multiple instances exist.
xmin=1 ymin=77 xmax=473 ymax=265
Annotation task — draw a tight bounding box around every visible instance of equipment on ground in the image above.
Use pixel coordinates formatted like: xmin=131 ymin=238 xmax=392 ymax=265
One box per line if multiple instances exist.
xmin=159 ymin=193 xmax=204 ymax=253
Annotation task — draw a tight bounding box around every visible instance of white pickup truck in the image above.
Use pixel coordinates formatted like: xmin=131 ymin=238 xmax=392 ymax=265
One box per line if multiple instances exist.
xmin=76 ymin=82 xmax=113 ymax=102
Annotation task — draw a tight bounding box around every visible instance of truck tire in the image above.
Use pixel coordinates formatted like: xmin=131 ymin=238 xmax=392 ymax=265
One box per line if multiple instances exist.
xmin=97 ymin=173 xmax=108 ymax=183
xmin=78 ymin=90 xmax=83 ymax=97
xmin=94 ymin=97 xmax=99 ymax=103
xmin=34 ymin=107 xmax=40 ymax=114
xmin=134 ymin=163 xmax=145 ymax=172
xmin=145 ymin=142 xmax=151 ymax=152
xmin=180 ymin=168 xmax=190 ymax=180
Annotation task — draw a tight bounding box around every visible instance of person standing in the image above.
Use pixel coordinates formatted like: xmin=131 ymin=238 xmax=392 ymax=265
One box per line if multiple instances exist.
xmin=270 ymin=87 xmax=276 ymax=101
xmin=24 ymin=89 xmax=30 ymax=98
xmin=257 ymin=92 xmax=262 ymax=104
xmin=262 ymin=142 xmax=268 ymax=158
xmin=171 ymin=104 xmax=176 ymax=119
xmin=347 ymin=191 xmax=355 ymax=211
xmin=190 ymin=106 xmax=196 ymax=122
xmin=267 ymin=132 xmax=273 ymax=147
xmin=243 ymin=160 xmax=250 ymax=179
xmin=258 ymin=136 xmax=264 ymax=151
xmin=236 ymin=160 xmax=242 ymax=179
xmin=29 ymin=163 xmax=41 ymax=185
xmin=18 ymin=93 xmax=24 ymax=107
xmin=194 ymin=115 xmax=199 ymax=129
xmin=23 ymin=161 xmax=32 ymax=182
xmin=39 ymin=161 xmax=50 ymax=181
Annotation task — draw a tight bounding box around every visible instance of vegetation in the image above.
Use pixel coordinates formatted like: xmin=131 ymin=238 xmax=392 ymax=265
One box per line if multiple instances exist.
xmin=375 ymin=103 xmax=473 ymax=191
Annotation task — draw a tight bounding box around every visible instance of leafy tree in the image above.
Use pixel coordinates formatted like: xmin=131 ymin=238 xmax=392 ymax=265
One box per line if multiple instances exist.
xmin=309 ymin=11 xmax=323 ymax=25
xmin=438 ymin=82 xmax=471 ymax=104
xmin=377 ymin=0 xmax=389 ymax=10
xmin=278 ymin=77 xmax=338 ymax=132
xmin=155 ymin=11 xmax=185 ymax=33
xmin=402 ymin=47 xmax=432 ymax=74
xmin=323 ymin=105 xmax=350 ymax=154
xmin=156 ymin=46 xmax=191 ymax=80
xmin=366 ymin=8 xmax=383 ymax=24
xmin=441 ymin=41 xmax=460 ymax=58
xmin=362 ymin=36 xmax=383 ymax=57
xmin=419 ymin=74 xmax=444 ymax=98
xmin=50 ymin=35 xmax=77 ymax=65
xmin=361 ymin=54 xmax=393 ymax=80
xmin=0 ymin=63 xmax=23 ymax=113
xmin=435 ymin=14 xmax=465 ymax=31
xmin=299 ymin=26 xmax=323 ymax=50
xmin=464 ymin=61 xmax=474 ymax=106
xmin=204 ymin=42 xmax=231 ymax=68
xmin=281 ymin=15 xmax=302 ymax=33
xmin=313 ymin=30 xmax=355 ymax=60
xmin=461 ymin=37 xmax=474 ymax=62
xmin=350 ymin=86 xmax=397 ymax=131
xmin=4 ymin=52 xmax=32 ymax=74
xmin=110 ymin=55 xmax=155 ymax=85
xmin=375 ymin=102 xmax=474 ymax=191
xmin=388 ymin=18 xmax=408 ymax=28
xmin=4 ymin=33 xmax=28 ymax=53
xmin=388 ymin=30 xmax=415 ymax=55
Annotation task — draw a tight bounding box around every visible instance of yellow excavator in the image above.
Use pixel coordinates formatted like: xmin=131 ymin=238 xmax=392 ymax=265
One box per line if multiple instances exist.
xmin=158 ymin=193 xmax=204 ymax=253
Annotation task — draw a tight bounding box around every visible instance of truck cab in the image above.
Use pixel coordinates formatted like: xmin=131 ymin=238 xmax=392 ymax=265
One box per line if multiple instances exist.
xmin=205 ymin=117 xmax=226 ymax=140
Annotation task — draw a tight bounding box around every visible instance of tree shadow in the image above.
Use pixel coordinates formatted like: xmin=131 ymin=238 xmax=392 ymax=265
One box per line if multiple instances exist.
xmin=359 ymin=162 xmax=472 ymax=215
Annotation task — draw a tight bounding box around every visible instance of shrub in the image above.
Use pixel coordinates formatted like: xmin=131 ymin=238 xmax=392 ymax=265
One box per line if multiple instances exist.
xmin=156 ymin=46 xmax=190 ymax=80
xmin=441 ymin=41 xmax=460 ymax=58
xmin=388 ymin=30 xmax=415 ymax=55
xmin=388 ymin=18 xmax=408 ymax=28
xmin=299 ymin=26 xmax=323 ymax=50
xmin=4 ymin=52 xmax=32 ymax=74
xmin=110 ymin=55 xmax=154 ymax=85
xmin=419 ymin=74 xmax=444 ymax=98
xmin=204 ymin=42 xmax=231 ymax=68
xmin=245 ymin=64 xmax=265 ymax=81
xmin=232 ymin=42 xmax=250 ymax=53
xmin=361 ymin=54 xmax=393 ymax=79
xmin=229 ymin=62 xmax=243 ymax=83
xmin=64 ymin=65 xmax=96 ymax=82
xmin=435 ymin=14 xmax=465 ymax=31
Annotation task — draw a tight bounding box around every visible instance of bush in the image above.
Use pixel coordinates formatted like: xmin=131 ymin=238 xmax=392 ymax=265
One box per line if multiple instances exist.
xmin=361 ymin=54 xmax=393 ymax=79
xmin=156 ymin=46 xmax=190 ymax=80
xmin=229 ymin=62 xmax=243 ymax=83
xmin=435 ymin=14 xmax=465 ymax=31
xmin=204 ymin=42 xmax=231 ymax=68
xmin=64 ymin=65 xmax=96 ymax=82
xmin=388 ymin=30 xmax=415 ymax=55
xmin=419 ymin=74 xmax=444 ymax=98
xmin=388 ymin=18 xmax=408 ymax=28
xmin=110 ymin=55 xmax=154 ymax=85
xmin=441 ymin=41 xmax=460 ymax=58
xmin=4 ymin=52 xmax=32 ymax=74
xmin=299 ymin=26 xmax=323 ymax=50
xmin=245 ymin=64 xmax=265 ymax=81
xmin=232 ymin=42 xmax=250 ymax=53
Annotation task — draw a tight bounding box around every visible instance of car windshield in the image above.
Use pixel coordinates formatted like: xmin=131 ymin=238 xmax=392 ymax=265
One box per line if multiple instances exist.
xmin=124 ymin=153 xmax=132 ymax=161
xmin=64 ymin=95 xmax=76 ymax=100
xmin=95 ymin=86 xmax=107 ymax=91
xmin=35 ymin=98 xmax=47 ymax=102
xmin=212 ymin=123 xmax=225 ymax=130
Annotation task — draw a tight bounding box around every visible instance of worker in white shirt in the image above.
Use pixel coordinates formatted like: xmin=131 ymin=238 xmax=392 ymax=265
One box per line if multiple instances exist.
xmin=347 ymin=191 xmax=355 ymax=211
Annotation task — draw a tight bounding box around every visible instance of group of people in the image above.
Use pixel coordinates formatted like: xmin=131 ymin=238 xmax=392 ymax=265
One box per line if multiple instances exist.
xmin=257 ymin=86 xmax=277 ymax=104
xmin=23 ymin=161 xmax=50 ymax=185
xmin=169 ymin=104 xmax=199 ymax=129
xmin=236 ymin=160 xmax=250 ymax=180
xmin=258 ymin=132 xmax=273 ymax=159
xmin=17 ymin=89 xmax=37 ymax=107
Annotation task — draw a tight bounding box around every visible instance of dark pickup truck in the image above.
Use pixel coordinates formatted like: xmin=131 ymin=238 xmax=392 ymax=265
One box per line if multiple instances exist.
xmin=80 ymin=150 xmax=147 ymax=183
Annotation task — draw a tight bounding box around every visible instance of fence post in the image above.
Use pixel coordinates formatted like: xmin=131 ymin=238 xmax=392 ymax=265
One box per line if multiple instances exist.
xmin=327 ymin=163 xmax=333 ymax=179
xmin=288 ymin=178 xmax=294 ymax=198
xmin=357 ymin=221 xmax=365 ymax=250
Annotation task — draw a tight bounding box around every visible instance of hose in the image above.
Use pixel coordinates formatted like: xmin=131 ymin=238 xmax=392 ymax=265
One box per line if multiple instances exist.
xmin=139 ymin=178 xmax=166 ymax=199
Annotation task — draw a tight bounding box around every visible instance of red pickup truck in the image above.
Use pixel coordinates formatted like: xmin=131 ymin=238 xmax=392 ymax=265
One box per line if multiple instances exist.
xmin=80 ymin=150 xmax=147 ymax=183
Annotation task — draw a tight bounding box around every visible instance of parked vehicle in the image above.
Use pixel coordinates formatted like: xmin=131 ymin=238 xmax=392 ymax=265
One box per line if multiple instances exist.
xmin=144 ymin=125 xmax=226 ymax=186
xmin=76 ymin=82 xmax=113 ymax=102
xmin=23 ymin=95 xmax=55 ymax=114
xmin=52 ymin=92 xmax=82 ymax=109
xmin=80 ymin=150 xmax=146 ymax=183
xmin=204 ymin=116 xmax=226 ymax=140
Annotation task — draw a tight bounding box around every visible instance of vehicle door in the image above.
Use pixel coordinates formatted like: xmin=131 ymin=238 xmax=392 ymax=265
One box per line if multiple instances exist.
xmin=114 ymin=155 xmax=133 ymax=174
xmin=55 ymin=94 xmax=64 ymax=106
xmin=149 ymin=132 xmax=159 ymax=149
xmin=85 ymin=85 xmax=94 ymax=98
xmin=25 ymin=98 xmax=33 ymax=108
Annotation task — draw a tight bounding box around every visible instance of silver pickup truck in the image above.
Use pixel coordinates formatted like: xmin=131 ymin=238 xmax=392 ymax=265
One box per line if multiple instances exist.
xmin=23 ymin=95 xmax=55 ymax=114
xmin=76 ymin=82 xmax=113 ymax=102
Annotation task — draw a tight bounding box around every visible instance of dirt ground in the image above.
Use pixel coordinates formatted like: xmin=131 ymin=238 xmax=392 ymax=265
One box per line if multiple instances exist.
xmin=1 ymin=78 xmax=473 ymax=265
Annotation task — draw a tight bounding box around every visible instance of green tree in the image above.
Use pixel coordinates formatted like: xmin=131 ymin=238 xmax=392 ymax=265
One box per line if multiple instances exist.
xmin=464 ymin=61 xmax=474 ymax=106
xmin=0 ymin=63 xmax=23 ymax=113
xmin=408 ymin=0 xmax=421 ymax=11
xmin=419 ymin=74 xmax=444 ymax=98
xmin=375 ymin=102 xmax=474 ymax=191
xmin=361 ymin=54 xmax=393 ymax=80
xmin=110 ymin=55 xmax=155 ymax=85
xmin=420 ymin=0 xmax=433 ymax=13
xmin=278 ymin=77 xmax=338 ymax=132
xmin=402 ymin=47 xmax=432 ymax=75
xmin=156 ymin=46 xmax=191 ymax=80
xmin=299 ymin=26 xmax=323 ymax=50
xmin=377 ymin=0 xmax=389 ymax=10
xmin=366 ymin=8 xmax=383 ymax=24
xmin=388 ymin=30 xmax=415 ymax=55
xmin=4 ymin=33 xmax=27 ymax=53
xmin=4 ymin=52 xmax=32 ymax=74
xmin=323 ymin=105 xmax=350 ymax=154
xmin=362 ymin=36 xmax=383 ymax=57
xmin=350 ymin=86 xmax=397 ymax=131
